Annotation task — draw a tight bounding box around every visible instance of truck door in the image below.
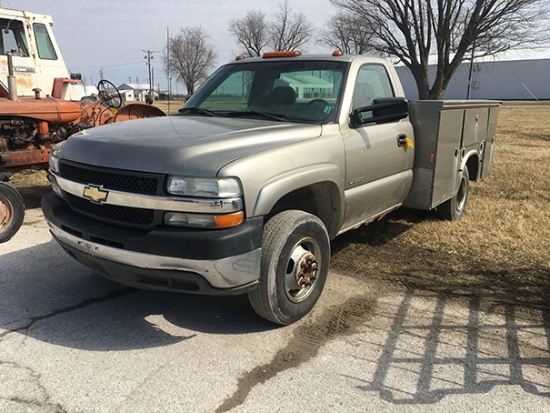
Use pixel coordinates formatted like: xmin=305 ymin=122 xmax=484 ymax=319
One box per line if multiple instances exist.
xmin=340 ymin=64 xmax=415 ymax=230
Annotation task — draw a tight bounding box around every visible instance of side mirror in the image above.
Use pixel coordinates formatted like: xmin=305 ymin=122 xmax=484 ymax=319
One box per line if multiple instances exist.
xmin=350 ymin=97 xmax=409 ymax=127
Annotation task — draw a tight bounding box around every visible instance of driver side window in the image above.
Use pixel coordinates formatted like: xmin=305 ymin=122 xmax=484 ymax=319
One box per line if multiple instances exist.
xmin=353 ymin=64 xmax=394 ymax=110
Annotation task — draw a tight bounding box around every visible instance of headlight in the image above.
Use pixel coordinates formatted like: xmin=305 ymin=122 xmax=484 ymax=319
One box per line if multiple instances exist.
xmin=49 ymin=153 xmax=60 ymax=174
xmin=164 ymin=211 xmax=244 ymax=229
xmin=167 ymin=177 xmax=242 ymax=198
xmin=48 ymin=141 xmax=66 ymax=174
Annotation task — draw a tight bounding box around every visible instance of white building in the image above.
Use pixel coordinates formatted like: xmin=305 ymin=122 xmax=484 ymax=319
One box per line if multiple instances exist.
xmin=117 ymin=83 xmax=158 ymax=102
xmin=396 ymin=48 xmax=550 ymax=100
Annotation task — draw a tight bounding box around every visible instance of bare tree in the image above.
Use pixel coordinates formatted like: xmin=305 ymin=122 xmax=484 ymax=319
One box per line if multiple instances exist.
xmin=270 ymin=0 xmax=314 ymax=51
xmin=331 ymin=0 xmax=549 ymax=99
xmin=229 ymin=11 xmax=269 ymax=57
xmin=165 ymin=27 xmax=217 ymax=95
xmin=318 ymin=12 xmax=378 ymax=55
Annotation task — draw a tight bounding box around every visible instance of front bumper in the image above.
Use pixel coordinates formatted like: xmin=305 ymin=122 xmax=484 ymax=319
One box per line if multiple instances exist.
xmin=42 ymin=192 xmax=263 ymax=295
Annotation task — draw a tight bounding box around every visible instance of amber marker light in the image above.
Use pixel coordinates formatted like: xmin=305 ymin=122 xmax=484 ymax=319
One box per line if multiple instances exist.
xmin=263 ymin=50 xmax=301 ymax=58
xmin=332 ymin=50 xmax=343 ymax=56
xmin=215 ymin=212 xmax=244 ymax=228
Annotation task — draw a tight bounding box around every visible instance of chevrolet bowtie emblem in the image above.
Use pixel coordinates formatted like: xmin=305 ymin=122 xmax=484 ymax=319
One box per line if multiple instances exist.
xmin=83 ymin=185 xmax=109 ymax=204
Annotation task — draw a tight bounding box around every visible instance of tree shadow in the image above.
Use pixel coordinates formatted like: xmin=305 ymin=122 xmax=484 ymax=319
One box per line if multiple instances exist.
xmin=347 ymin=285 xmax=550 ymax=403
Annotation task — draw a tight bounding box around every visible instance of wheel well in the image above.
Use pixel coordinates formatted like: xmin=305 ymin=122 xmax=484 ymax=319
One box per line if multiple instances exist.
xmin=268 ymin=182 xmax=340 ymax=238
xmin=465 ymin=154 xmax=480 ymax=181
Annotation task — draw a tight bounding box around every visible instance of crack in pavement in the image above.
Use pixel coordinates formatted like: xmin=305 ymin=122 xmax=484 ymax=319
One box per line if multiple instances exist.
xmin=0 ymin=360 xmax=68 ymax=413
xmin=0 ymin=288 xmax=137 ymax=411
xmin=215 ymin=293 xmax=376 ymax=412
xmin=0 ymin=288 xmax=136 ymax=340
xmin=0 ymin=397 xmax=68 ymax=413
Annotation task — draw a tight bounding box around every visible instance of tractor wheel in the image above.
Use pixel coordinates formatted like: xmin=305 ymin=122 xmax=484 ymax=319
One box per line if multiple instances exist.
xmin=0 ymin=183 xmax=25 ymax=243
xmin=248 ymin=210 xmax=330 ymax=325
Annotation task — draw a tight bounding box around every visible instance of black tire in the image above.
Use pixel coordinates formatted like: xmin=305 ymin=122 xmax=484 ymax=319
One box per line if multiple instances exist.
xmin=0 ymin=183 xmax=25 ymax=243
xmin=248 ymin=210 xmax=330 ymax=325
xmin=436 ymin=165 xmax=470 ymax=220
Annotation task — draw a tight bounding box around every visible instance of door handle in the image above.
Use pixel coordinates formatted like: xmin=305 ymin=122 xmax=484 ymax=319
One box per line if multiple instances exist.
xmin=397 ymin=134 xmax=414 ymax=148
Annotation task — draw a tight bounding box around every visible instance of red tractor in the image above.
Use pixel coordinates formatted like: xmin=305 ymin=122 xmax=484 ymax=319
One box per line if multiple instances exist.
xmin=0 ymin=77 xmax=164 ymax=243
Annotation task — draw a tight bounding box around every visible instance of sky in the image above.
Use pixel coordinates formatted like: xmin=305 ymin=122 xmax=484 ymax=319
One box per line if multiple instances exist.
xmin=5 ymin=0 xmax=335 ymax=92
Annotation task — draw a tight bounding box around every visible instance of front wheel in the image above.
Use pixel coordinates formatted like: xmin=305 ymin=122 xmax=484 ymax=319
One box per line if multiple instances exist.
xmin=436 ymin=165 xmax=470 ymax=220
xmin=0 ymin=183 xmax=25 ymax=243
xmin=248 ymin=210 xmax=330 ymax=325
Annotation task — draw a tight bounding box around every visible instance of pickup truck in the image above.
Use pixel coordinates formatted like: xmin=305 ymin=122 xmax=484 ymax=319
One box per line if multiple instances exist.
xmin=41 ymin=52 xmax=500 ymax=325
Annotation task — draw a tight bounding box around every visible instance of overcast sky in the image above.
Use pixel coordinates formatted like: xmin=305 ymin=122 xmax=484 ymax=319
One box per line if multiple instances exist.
xmin=6 ymin=0 xmax=335 ymax=91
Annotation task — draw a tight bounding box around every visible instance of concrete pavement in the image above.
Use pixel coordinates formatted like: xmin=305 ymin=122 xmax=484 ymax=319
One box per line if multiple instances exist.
xmin=1 ymin=208 xmax=549 ymax=412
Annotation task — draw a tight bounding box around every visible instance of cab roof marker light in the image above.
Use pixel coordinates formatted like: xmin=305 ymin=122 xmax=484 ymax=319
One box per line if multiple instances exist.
xmin=332 ymin=50 xmax=343 ymax=56
xmin=262 ymin=50 xmax=301 ymax=58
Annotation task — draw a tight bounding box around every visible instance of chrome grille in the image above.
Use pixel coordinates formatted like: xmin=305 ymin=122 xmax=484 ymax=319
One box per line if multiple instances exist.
xmin=59 ymin=160 xmax=164 ymax=229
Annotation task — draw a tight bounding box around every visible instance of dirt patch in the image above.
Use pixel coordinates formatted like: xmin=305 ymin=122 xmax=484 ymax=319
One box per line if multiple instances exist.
xmin=216 ymin=294 xmax=376 ymax=413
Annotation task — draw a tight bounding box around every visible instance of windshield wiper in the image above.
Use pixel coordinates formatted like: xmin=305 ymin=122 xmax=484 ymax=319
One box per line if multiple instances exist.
xmin=177 ymin=107 xmax=216 ymax=117
xmin=223 ymin=111 xmax=288 ymax=122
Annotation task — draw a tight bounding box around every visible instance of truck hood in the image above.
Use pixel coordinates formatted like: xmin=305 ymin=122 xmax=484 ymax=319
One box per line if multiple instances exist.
xmin=59 ymin=115 xmax=322 ymax=176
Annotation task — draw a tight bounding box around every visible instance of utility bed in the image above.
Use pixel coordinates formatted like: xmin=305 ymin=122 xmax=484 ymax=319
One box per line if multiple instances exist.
xmin=404 ymin=100 xmax=501 ymax=210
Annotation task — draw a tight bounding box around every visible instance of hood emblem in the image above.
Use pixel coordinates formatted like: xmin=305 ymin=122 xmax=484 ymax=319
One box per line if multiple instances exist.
xmin=83 ymin=185 xmax=109 ymax=204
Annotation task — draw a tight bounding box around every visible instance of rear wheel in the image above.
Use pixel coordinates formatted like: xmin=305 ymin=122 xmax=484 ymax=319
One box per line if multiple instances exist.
xmin=436 ymin=165 xmax=469 ymax=220
xmin=248 ymin=210 xmax=330 ymax=325
xmin=0 ymin=183 xmax=25 ymax=243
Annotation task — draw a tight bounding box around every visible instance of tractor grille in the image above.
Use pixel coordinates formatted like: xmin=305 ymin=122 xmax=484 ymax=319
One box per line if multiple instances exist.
xmin=59 ymin=160 xmax=165 ymax=229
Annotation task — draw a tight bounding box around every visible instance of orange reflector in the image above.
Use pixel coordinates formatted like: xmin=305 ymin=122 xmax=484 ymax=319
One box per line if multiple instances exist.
xmin=430 ymin=152 xmax=435 ymax=163
xmin=263 ymin=50 xmax=301 ymax=58
xmin=332 ymin=50 xmax=343 ymax=56
xmin=215 ymin=212 xmax=244 ymax=228
xmin=235 ymin=55 xmax=245 ymax=61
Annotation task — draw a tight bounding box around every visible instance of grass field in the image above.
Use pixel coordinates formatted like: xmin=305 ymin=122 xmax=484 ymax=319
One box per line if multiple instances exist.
xmin=8 ymin=102 xmax=550 ymax=309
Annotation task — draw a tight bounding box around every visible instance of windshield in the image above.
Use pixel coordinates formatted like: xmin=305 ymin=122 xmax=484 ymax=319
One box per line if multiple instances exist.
xmin=181 ymin=59 xmax=348 ymax=124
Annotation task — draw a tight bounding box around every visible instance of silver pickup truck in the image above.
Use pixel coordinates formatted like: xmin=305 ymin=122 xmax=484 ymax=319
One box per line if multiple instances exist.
xmin=41 ymin=52 xmax=500 ymax=324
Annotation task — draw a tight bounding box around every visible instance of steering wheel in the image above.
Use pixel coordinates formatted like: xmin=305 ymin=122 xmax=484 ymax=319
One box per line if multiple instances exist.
xmin=307 ymin=99 xmax=330 ymax=106
xmin=97 ymin=79 xmax=122 ymax=109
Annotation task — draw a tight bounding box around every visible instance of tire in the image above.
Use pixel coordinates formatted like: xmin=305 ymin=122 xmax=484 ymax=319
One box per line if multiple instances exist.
xmin=0 ymin=183 xmax=25 ymax=243
xmin=436 ymin=165 xmax=470 ymax=221
xmin=248 ymin=210 xmax=330 ymax=325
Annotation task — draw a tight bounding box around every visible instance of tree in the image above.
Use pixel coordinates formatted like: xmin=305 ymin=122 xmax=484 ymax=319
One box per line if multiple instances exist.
xmin=165 ymin=27 xmax=217 ymax=95
xmin=331 ymin=0 xmax=549 ymax=99
xmin=270 ymin=0 xmax=314 ymax=51
xmin=229 ymin=11 xmax=269 ymax=57
xmin=318 ymin=12 xmax=378 ymax=55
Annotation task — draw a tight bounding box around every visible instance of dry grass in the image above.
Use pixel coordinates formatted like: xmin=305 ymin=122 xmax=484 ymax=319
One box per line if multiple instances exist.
xmin=153 ymin=100 xmax=185 ymax=115
xmin=8 ymin=102 xmax=550 ymax=307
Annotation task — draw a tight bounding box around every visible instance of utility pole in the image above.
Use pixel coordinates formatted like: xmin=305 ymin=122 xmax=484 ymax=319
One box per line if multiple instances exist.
xmin=143 ymin=49 xmax=155 ymax=104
